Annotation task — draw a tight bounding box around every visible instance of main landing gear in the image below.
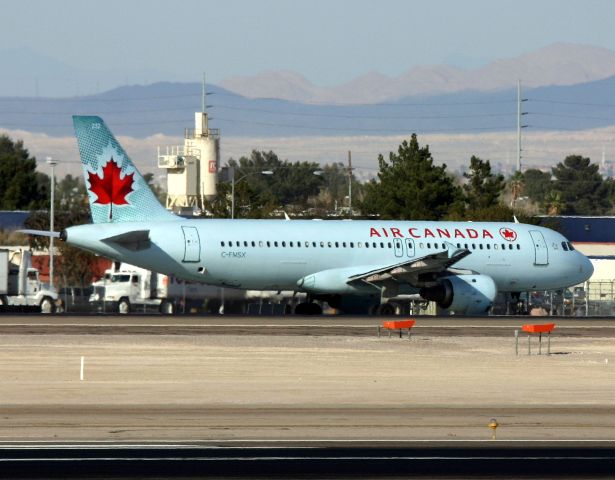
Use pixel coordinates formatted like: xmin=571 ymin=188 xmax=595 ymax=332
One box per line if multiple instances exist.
xmin=294 ymin=302 xmax=323 ymax=315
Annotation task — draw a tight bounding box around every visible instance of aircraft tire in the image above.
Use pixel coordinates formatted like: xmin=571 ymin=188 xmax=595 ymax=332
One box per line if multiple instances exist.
xmin=377 ymin=302 xmax=396 ymax=316
xmin=294 ymin=302 xmax=322 ymax=315
xmin=118 ymin=298 xmax=130 ymax=315
xmin=307 ymin=302 xmax=322 ymax=315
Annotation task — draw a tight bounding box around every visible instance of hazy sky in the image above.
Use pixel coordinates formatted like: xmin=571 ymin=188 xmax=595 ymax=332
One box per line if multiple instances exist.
xmin=3 ymin=0 xmax=615 ymax=92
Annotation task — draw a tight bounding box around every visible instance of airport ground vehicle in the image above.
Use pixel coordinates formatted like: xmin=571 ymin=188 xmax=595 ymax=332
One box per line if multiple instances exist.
xmin=0 ymin=249 xmax=59 ymax=313
xmin=89 ymin=262 xmax=244 ymax=314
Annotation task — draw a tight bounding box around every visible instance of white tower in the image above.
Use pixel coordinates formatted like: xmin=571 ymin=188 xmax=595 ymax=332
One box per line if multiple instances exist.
xmin=158 ymin=81 xmax=220 ymax=213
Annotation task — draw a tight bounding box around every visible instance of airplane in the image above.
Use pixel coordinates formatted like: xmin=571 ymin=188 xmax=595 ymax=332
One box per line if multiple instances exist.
xmin=22 ymin=116 xmax=594 ymax=315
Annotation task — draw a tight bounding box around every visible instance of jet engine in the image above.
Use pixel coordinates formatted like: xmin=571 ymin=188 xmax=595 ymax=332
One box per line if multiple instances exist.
xmin=419 ymin=274 xmax=497 ymax=315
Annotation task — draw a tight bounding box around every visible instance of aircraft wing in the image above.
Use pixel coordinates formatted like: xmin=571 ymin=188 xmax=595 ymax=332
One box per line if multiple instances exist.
xmin=347 ymin=243 xmax=471 ymax=289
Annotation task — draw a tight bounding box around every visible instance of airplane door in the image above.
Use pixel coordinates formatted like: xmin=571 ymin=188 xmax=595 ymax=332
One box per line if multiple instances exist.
xmin=393 ymin=238 xmax=404 ymax=257
xmin=405 ymin=239 xmax=415 ymax=258
xmin=181 ymin=226 xmax=201 ymax=262
xmin=529 ymin=230 xmax=548 ymax=265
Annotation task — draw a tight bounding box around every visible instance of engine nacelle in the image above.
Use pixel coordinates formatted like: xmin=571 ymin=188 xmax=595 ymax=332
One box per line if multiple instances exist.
xmin=419 ymin=274 xmax=497 ymax=315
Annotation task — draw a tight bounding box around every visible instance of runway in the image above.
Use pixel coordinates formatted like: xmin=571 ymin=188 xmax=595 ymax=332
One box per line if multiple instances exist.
xmin=0 ymin=314 xmax=614 ymax=336
xmin=0 ymin=314 xmax=613 ymax=477
xmin=1 ymin=441 xmax=615 ymax=478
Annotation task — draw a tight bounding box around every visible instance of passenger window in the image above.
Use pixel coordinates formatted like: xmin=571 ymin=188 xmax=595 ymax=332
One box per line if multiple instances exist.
xmin=372 ymin=242 xmax=377 ymax=248
xmin=509 ymin=244 xmax=513 ymax=250
xmin=350 ymin=242 xmax=354 ymax=248
xmin=494 ymin=244 xmax=498 ymax=250
xmin=358 ymin=242 xmax=363 ymax=248
xmin=251 ymin=241 xmax=255 ymax=247
xmin=244 ymin=241 xmax=248 ymax=247
xmin=464 ymin=244 xmax=468 ymax=249
xmin=335 ymin=242 xmax=339 ymax=248
xmin=487 ymin=244 xmax=491 ymax=250
xmin=516 ymin=244 xmax=521 ymax=250
xmin=457 ymin=243 xmax=461 ymax=248
xmin=305 ymin=241 xmax=309 ymax=247
xmin=259 ymin=241 xmax=263 ymax=247
xmin=419 ymin=243 xmax=424 ymax=248
xmin=343 ymin=242 xmax=347 ymax=248
xmin=365 ymin=242 xmax=370 ymax=248
xmin=328 ymin=242 xmax=332 ymax=248
xmin=388 ymin=242 xmax=392 ymax=248
xmin=312 ymin=242 xmax=317 ymax=247
xmin=427 ymin=242 xmax=431 ymax=249
xmin=501 ymin=244 xmax=506 ymax=250
xmin=471 ymin=244 xmax=476 ymax=250
xmin=229 ymin=241 xmax=233 ymax=247
xmin=380 ymin=242 xmax=384 ymax=248
xmin=267 ymin=241 xmax=271 ymax=247
xmin=479 ymin=244 xmax=483 ymax=250
xmin=281 ymin=241 xmax=286 ymax=247
xmin=274 ymin=241 xmax=278 ymax=247
xmin=221 ymin=241 xmax=225 ymax=247
xmin=289 ymin=241 xmax=293 ymax=247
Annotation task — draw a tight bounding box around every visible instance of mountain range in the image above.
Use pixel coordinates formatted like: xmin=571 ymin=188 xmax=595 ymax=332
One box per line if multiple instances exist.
xmin=2 ymin=43 xmax=615 ymax=138
xmin=219 ymin=43 xmax=615 ymax=104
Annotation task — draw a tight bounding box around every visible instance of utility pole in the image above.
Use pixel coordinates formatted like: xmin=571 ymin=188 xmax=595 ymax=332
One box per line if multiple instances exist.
xmin=46 ymin=157 xmax=58 ymax=289
xmin=347 ymin=150 xmax=353 ymax=217
xmin=516 ymin=79 xmax=528 ymax=173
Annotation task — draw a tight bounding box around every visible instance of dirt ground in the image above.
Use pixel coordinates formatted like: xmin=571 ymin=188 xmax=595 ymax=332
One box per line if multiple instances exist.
xmin=0 ymin=334 xmax=613 ymax=441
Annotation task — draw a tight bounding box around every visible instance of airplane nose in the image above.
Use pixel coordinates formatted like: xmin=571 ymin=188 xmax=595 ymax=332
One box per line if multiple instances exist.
xmin=579 ymin=254 xmax=594 ymax=282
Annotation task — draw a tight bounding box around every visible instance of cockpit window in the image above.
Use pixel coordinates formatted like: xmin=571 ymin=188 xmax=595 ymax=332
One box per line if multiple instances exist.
xmin=562 ymin=241 xmax=569 ymax=251
xmin=567 ymin=242 xmax=575 ymax=251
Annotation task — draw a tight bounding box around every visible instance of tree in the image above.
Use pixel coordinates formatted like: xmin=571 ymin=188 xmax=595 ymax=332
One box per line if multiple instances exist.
xmin=551 ymin=155 xmax=611 ymax=215
xmin=360 ymin=134 xmax=462 ymax=220
xmin=228 ymin=150 xmax=323 ymax=217
xmin=522 ymin=168 xmax=552 ymax=204
xmin=0 ymin=135 xmax=47 ymax=209
xmin=462 ymin=156 xmax=505 ymax=212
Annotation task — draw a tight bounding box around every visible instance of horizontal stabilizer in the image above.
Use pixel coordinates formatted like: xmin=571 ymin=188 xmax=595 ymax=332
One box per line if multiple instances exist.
xmin=18 ymin=229 xmax=61 ymax=238
xmin=101 ymin=230 xmax=150 ymax=251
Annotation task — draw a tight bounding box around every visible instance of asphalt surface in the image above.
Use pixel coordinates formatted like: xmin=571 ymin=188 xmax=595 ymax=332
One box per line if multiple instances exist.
xmin=0 ymin=314 xmax=613 ymax=336
xmin=0 ymin=313 xmax=614 ymax=477
xmin=1 ymin=441 xmax=615 ymax=478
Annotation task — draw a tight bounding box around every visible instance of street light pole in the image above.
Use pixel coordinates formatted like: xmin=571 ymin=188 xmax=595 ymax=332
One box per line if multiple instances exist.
xmin=230 ymin=167 xmax=273 ymax=219
xmin=46 ymin=157 xmax=58 ymax=289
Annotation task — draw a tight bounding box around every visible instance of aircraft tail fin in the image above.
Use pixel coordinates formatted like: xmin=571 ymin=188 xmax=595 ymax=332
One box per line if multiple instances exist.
xmin=72 ymin=116 xmax=177 ymax=224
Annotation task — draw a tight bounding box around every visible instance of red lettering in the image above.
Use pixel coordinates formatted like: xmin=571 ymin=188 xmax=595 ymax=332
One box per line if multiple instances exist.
xmin=482 ymin=229 xmax=494 ymax=239
xmin=467 ymin=228 xmax=478 ymax=239
xmin=436 ymin=228 xmax=450 ymax=238
xmin=408 ymin=227 xmax=420 ymax=238
xmin=369 ymin=227 xmax=381 ymax=238
xmin=382 ymin=228 xmax=389 ymax=238
xmin=391 ymin=227 xmax=403 ymax=238
xmin=454 ymin=228 xmax=465 ymax=239
xmin=424 ymin=228 xmax=435 ymax=238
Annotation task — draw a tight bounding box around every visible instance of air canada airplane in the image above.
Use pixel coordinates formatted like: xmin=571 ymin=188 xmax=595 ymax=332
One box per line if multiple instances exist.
xmin=23 ymin=116 xmax=594 ymax=315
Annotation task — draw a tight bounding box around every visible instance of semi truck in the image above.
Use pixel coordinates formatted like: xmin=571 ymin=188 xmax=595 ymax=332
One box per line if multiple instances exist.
xmin=0 ymin=249 xmax=59 ymax=313
xmin=89 ymin=262 xmax=246 ymax=314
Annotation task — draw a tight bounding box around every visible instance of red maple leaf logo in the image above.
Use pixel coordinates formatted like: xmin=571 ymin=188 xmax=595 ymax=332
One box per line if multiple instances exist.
xmin=499 ymin=228 xmax=517 ymax=241
xmin=88 ymin=157 xmax=134 ymax=206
